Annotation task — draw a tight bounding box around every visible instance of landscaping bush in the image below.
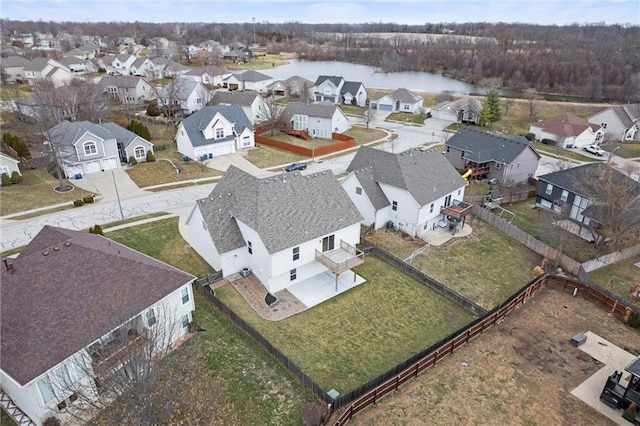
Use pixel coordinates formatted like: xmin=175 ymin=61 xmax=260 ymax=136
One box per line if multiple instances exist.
xmin=146 ymin=102 xmax=161 ymax=117
xmin=89 ymin=224 xmax=105 ymax=236
xmin=300 ymin=403 xmax=323 ymax=426
xmin=73 ymin=199 xmax=84 ymax=207
xmin=1 ymin=173 xmax=12 ymax=186
xmin=10 ymin=171 xmax=23 ymax=184
xmin=525 ymin=132 xmax=536 ymax=141
xmin=128 ymin=119 xmax=152 ymax=140
xmin=128 ymin=156 xmax=138 ymax=166
xmin=541 ymin=138 xmax=556 ymax=145
xmin=629 ymin=313 xmax=640 ymax=329
xmin=622 ymin=403 xmax=637 ymax=422
xmin=2 ymin=132 xmax=31 ymax=158
xmin=146 ymin=150 xmax=156 ymax=162
xmin=83 ymin=195 xmax=95 ymax=204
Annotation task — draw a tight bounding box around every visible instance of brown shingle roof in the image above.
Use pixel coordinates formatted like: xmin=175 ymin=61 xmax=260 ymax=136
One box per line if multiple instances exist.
xmin=532 ymin=114 xmax=601 ymax=137
xmin=0 ymin=226 xmax=194 ymax=385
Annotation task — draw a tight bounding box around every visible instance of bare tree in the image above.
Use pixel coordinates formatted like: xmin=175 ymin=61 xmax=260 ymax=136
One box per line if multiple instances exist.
xmin=256 ymin=95 xmax=285 ymax=136
xmin=154 ymin=78 xmax=186 ymax=118
xmin=362 ymin=106 xmax=378 ymax=129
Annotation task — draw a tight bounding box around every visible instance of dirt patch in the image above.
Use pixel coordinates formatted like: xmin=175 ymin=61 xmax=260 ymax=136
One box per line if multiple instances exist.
xmin=347 ymin=287 xmax=640 ymax=426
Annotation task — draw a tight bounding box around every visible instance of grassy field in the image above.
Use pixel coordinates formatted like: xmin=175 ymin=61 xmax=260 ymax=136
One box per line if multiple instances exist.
xmin=386 ymin=112 xmax=430 ymax=125
xmin=215 ymin=255 xmax=474 ymax=393
xmin=245 ymin=144 xmax=307 ymax=169
xmin=606 ymin=142 xmax=640 ymax=159
xmin=0 ymin=168 xmax=94 ymax=216
xmin=364 ymin=219 xmax=542 ymax=309
xmin=587 ymin=254 xmax=640 ymax=300
xmin=225 ymin=53 xmax=288 ymax=71
xmin=106 ymin=219 xmax=318 ymax=425
xmin=0 ymin=83 xmax=32 ymax=99
xmin=532 ymin=142 xmax=601 ymax=162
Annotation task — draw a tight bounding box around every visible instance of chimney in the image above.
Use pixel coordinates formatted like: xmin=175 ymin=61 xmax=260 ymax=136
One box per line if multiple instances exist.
xmin=3 ymin=258 xmax=14 ymax=272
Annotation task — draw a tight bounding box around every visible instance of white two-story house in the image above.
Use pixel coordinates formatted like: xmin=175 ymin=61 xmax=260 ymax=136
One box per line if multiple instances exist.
xmin=175 ymin=105 xmax=255 ymax=160
xmin=281 ymin=102 xmax=351 ymax=138
xmin=0 ymin=226 xmax=195 ymax=426
xmin=185 ymin=166 xmax=364 ymax=295
xmin=313 ymin=75 xmax=367 ymax=108
xmin=210 ymin=90 xmax=269 ymax=125
xmin=343 ymin=145 xmax=470 ymax=237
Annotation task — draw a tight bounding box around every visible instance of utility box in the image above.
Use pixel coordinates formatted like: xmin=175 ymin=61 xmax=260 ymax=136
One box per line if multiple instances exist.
xmin=571 ymin=333 xmax=587 ymax=347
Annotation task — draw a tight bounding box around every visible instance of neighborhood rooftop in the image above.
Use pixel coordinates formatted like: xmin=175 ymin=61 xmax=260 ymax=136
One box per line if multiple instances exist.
xmin=446 ymin=127 xmax=539 ymax=164
xmin=179 ymin=105 xmax=254 ymax=147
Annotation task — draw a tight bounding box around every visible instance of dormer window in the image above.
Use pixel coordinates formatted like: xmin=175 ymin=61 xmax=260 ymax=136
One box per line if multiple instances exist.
xmin=215 ymin=128 xmax=224 ymax=139
xmin=83 ymin=141 xmax=97 ymax=155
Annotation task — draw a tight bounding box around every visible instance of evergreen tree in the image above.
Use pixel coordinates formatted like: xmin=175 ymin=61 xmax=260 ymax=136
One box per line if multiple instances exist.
xmin=479 ymin=103 xmax=492 ymax=126
xmin=486 ymin=89 xmax=502 ymax=123
xmin=129 ymin=119 xmax=152 ymax=141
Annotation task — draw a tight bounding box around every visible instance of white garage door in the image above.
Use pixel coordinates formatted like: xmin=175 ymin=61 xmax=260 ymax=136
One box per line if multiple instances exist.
xmin=84 ymin=160 xmax=102 ymax=174
xmin=102 ymin=157 xmax=118 ymax=171
xmin=379 ymin=104 xmax=393 ymax=111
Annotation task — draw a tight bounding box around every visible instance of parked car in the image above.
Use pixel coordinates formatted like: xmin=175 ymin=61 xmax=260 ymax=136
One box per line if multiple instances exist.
xmin=583 ymin=145 xmax=605 ymax=156
xmin=284 ymin=162 xmax=307 ymax=172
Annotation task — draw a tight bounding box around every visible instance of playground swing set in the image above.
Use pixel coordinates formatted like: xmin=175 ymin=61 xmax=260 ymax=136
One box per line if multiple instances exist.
xmin=607 ymin=275 xmax=640 ymax=305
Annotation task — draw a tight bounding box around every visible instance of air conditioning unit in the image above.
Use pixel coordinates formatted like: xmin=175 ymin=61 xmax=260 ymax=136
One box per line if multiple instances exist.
xmin=240 ymin=267 xmax=251 ymax=278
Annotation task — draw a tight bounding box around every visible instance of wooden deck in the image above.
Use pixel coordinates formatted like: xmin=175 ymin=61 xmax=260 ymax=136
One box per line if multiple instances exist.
xmin=315 ymin=241 xmax=364 ymax=274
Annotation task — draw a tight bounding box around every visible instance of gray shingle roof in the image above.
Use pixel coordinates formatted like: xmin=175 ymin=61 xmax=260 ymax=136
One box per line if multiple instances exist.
xmin=371 ymin=88 xmax=422 ymax=103
xmin=179 ymin=105 xmax=254 ymax=148
xmin=446 ymin=127 xmax=539 ymax=164
xmin=99 ymin=122 xmax=153 ymax=149
xmin=211 ymin=90 xmax=260 ymax=107
xmin=282 ymin=102 xmax=338 ymax=120
xmin=197 ymin=166 xmax=363 ymax=254
xmin=341 ymin=81 xmax=364 ymax=96
xmin=23 ymin=57 xmax=49 ymax=72
xmin=160 ymin=79 xmax=202 ymax=100
xmin=0 ymin=56 xmax=29 ymax=68
xmin=47 ymin=120 xmax=148 ymax=150
xmin=99 ymin=75 xmax=144 ymax=88
xmin=0 ymin=226 xmax=194 ymax=385
xmin=234 ymin=70 xmax=273 ymax=82
xmin=347 ymin=145 xmax=466 ymax=206
xmin=314 ymin=75 xmax=344 ymax=87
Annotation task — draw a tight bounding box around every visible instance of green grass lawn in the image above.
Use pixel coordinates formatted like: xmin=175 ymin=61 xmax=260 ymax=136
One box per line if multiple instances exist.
xmin=587 ymin=254 xmax=640 ymax=300
xmin=605 ymin=142 xmax=640 ymax=159
xmin=245 ymin=144 xmax=307 ymax=169
xmin=107 ymin=218 xmax=318 ymax=424
xmin=215 ymin=255 xmax=474 ymax=393
xmin=1 ymin=408 xmax=16 ymax=425
xmin=386 ymin=112 xmax=429 ymax=125
xmin=532 ymin=142 xmax=601 ymax=162
xmin=344 ymin=126 xmax=387 ymax=145
xmin=365 ymin=220 xmax=542 ymax=309
xmin=0 ymin=168 xmax=94 ymax=216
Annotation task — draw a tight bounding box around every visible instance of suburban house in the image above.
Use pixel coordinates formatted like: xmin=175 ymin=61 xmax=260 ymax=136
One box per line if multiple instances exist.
xmin=343 ymin=145 xmax=469 ymax=237
xmin=0 ymin=226 xmax=195 ymax=426
xmin=185 ymin=165 xmax=364 ymax=293
xmin=588 ymin=104 xmax=640 ymax=142
xmin=65 ymin=42 xmax=101 ymax=59
xmin=0 ymin=152 xmax=21 ymax=177
xmin=147 ymin=57 xmax=170 ymax=79
xmin=130 ymin=57 xmax=152 ymax=77
xmin=46 ymin=120 xmax=154 ymax=177
xmin=370 ymin=88 xmax=424 ymax=114
xmin=99 ymin=75 xmax=156 ymax=104
xmin=0 ymin=56 xmax=30 ymax=83
xmin=529 ymin=114 xmax=604 ymax=148
xmin=182 ymin=67 xmax=229 ymax=87
xmin=9 ymin=32 xmax=34 ymax=48
xmin=210 ymin=90 xmax=268 ymax=125
xmin=60 ymin=56 xmax=96 ymax=73
xmin=281 ymin=102 xmax=351 ymax=138
xmin=445 ymin=127 xmax=540 ymax=186
xmin=109 ymin=53 xmax=137 ymax=75
xmin=162 ymin=60 xmax=191 ymax=79
xmin=222 ymin=70 xmax=275 ymax=92
xmin=535 ymin=163 xmax=640 ymax=241
xmin=267 ymin=75 xmax=314 ymax=100
xmin=430 ymin=97 xmax=483 ymax=125
xmin=175 ymin=105 xmax=255 ymax=160
xmin=157 ymin=80 xmax=211 ymax=116
xmin=23 ymin=58 xmax=74 ymax=87
xmin=313 ymin=75 xmax=367 ymax=107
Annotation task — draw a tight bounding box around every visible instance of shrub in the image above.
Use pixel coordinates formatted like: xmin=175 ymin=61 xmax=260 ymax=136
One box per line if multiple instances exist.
xmin=129 ymin=119 xmax=152 ymax=140
xmin=1 ymin=173 xmax=12 ymax=186
xmin=2 ymin=132 xmax=31 ymax=158
xmin=541 ymin=138 xmax=556 ymax=146
xmin=525 ymin=133 xmax=536 ymax=141
xmin=43 ymin=417 xmax=62 ymax=426
xmin=146 ymin=102 xmax=161 ymax=117
xmin=92 ymin=224 xmax=105 ymax=236
xmin=146 ymin=150 xmax=156 ymax=162
xmin=128 ymin=156 xmax=138 ymax=166
xmin=300 ymin=403 xmax=323 ymax=426
xmin=10 ymin=171 xmax=23 ymax=184
xmin=73 ymin=199 xmax=84 ymax=207
xmin=622 ymin=403 xmax=636 ymax=422
xmin=47 ymin=163 xmax=60 ymax=179
xmin=83 ymin=195 xmax=95 ymax=204
xmin=629 ymin=313 xmax=640 ymax=329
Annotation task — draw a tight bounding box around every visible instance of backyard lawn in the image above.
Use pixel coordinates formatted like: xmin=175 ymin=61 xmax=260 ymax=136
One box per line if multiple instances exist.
xmin=344 ymin=125 xmax=387 ymax=145
xmin=245 ymin=144 xmax=307 ymax=169
xmin=364 ymin=219 xmax=542 ymax=309
xmin=587 ymin=254 xmax=640 ymax=301
xmin=106 ymin=218 xmax=318 ymax=425
xmin=125 ymin=150 xmax=221 ymax=188
xmin=0 ymin=168 xmax=94 ymax=216
xmin=386 ymin=112 xmax=430 ymax=125
xmin=214 ymin=255 xmax=475 ymax=393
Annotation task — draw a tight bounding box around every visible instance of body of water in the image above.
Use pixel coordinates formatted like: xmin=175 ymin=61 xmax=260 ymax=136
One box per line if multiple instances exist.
xmin=264 ymin=59 xmax=483 ymax=95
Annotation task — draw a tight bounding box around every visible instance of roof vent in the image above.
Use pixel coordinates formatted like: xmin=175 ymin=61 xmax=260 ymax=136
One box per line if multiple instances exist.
xmin=53 ymin=246 xmax=60 ymax=251
xmin=43 ymin=250 xmax=50 ymax=256
xmin=64 ymin=241 xmax=71 ymax=247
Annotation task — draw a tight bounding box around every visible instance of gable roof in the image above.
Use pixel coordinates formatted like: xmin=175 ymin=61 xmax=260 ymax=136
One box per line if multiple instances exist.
xmin=372 ymin=88 xmax=422 ymax=103
xmin=432 ymin=97 xmax=482 ymax=113
xmin=99 ymin=75 xmax=145 ymax=88
xmin=446 ymin=127 xmax=540 ymax=164
xmin=0 ymin=226 xmax=194 ymax=386
xmin=285 ymin=75 xmax=314 ymax=88
xmin=341 ymin=81 xmax=364 ymax=96
xmin=314 ymin=75 xmax=344 ymax=87
xmin=23 ymin=57 xmax=50 ymax=72
xmin=47 ymin=120 xmax=149 ymax=149
xmin=0 ymin=56 xmax=30 ymax=68
xmin=115 ymin=53 xmax=134 ymax=63
xmin=99 ymin=122 xmax=153 ymax=149
xmin=537 ymin=162 xmax=640 ymax=197
xmin=179 ymin=105 xmax=254 ymax=148
xmin=282 ymin=102 xmax=339 ymax=120
xmin=233 ymin=70 xmax=273 ymax=82
xmin=160 ymin=79 xmax=202 ymax=100
xmin=211 ymin=90 xmax=261 ymax=107
xmin=531 ymin=114 xmax=601 ymax=137
xmin=605 ymin=104 xmax=640 ymax=129
xmin=198 ymin=166 xmax=362 ymax=254
xmin=347 ymin=145 xmax=466 ymax=206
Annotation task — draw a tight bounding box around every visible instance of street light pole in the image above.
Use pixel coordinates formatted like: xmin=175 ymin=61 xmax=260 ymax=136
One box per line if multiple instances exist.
xmin=312 ymin=135 xmax=315 ymax=162
xmin=252 ymin=17 xmax=256 ymax=45
xmin=608 ymin=146 xmax=620 ymax=164
xmin=112 ymin=170 xmax=124 ymax=220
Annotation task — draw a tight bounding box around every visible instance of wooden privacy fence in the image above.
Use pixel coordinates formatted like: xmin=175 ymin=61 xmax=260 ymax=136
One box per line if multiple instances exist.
xmin=255 ymin=131 xmax=356 ymax=157
xmin=331 ymin=274 xmax=640 ymax=425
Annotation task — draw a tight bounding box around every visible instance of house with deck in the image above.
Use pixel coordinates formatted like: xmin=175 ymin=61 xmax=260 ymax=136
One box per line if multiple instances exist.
xmin=0 ymin=226 xmax=195 ymax=426
xmin=445 ymin=127 xmax=540 ymax=186
xmin=281 ymin=102 xmax=350 ymax=138
xmin=185 ymin=165 xmax=364 ymax=294
xmin=313 ymin=75 xmax=367 ymax=107
xmin=23 ymin=58 xmax=74 ymax=88
xmin=343 ymin=145 xmax=470 ymax=237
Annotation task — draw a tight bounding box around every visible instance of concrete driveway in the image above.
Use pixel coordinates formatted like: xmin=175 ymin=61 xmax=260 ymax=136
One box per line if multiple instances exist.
xmin=204 ymin=153 xmax=274 ymax=177
xmin=72 ymin=168 xmax=148 ymax=201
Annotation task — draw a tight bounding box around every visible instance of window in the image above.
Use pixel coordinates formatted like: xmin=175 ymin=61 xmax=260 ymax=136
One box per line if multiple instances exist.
xmin=292 ymin=246 xmax=299 ymax=261
xmin=197 ymin=98 xmax=202 ymax=104
xmin=430 ymin=203 xmax=434 ymax=213
xmin=56 ymin=365 xmax=72 ymax=388
xmin=322 ymin=235 xmax=335 ymax=252
xmin=242 ymin=136 xmax=251 ymax=147
xmin=37 ymin=376 xmax=55 ymax=405
xmin=355 ymin=186 xmax=362 ymax=195
xmin=495 ymin=162 xmax=502 ymax=169
xmin=392 ymin=201 xmax=398 ymax=211
xmin=445 ymin=194 xmax=452 ymax=207
xmin=560 ymin=190 xmax=569 ymax=202
xmin=290 ymin=268 xmax=297 ymax=281
xmin=215 ymin=127 xmax=224 ymax=139
xmin=0 ymin=165 xmax=9 ymax=175
xmin=403 ymin=104 xmax=410 ymax=110
xmin=181 ymin=287 xmax=189 ymax=304
xmin=83 ymin=141 xmax=97 ymax=155
xmin=146 ymin=308 xmax=156 ymax=327
xmin=73 ymin=356 xmax=88 ymax=380
xmin=134 ymin=146 xmax=145 ymax=159
xmin=182 ymin=314 xmax=190 ymax=328
xmin=545 ymin=183 xmax=554 ymax=195
xmin=247 ymin=241 xmax=252 ymax=255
